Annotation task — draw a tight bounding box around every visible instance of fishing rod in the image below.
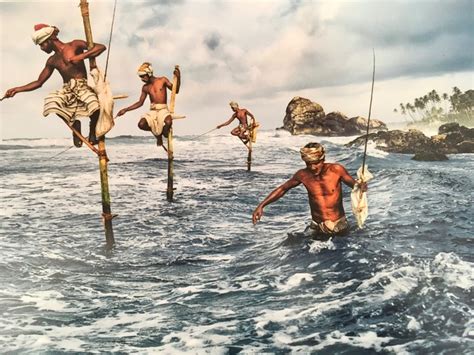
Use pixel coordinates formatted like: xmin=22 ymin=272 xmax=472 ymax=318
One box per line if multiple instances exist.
xmin=361 ymin=50 xmax=375 ymax=175
xmin=196 ymin=127 xmax=218 ymax=138
xmin=0 ymin=95 xmax=6 ymax=101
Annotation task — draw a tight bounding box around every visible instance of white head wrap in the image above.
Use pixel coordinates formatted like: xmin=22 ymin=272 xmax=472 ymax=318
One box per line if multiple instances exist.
xmin=137 ymin=62 xmax=153 ymax=76
xmin=300 ymin=144 xmax=326 ymax=163
xmin=229 ymin=101 xmax=239 ymax=109
xmin=32 ymin=24 xmax=56 ymax=45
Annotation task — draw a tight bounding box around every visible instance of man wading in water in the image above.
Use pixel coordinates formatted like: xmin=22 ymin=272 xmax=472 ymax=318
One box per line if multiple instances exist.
xmin=252 ymin=143 xmax=368 ymax=237
xmin=4 ymin=24 xmax=106 ymax=147
xmin=116 ymin=62 xmax=181 ymax=146
xmin=217 ymin=101 xmax=256 ymax=144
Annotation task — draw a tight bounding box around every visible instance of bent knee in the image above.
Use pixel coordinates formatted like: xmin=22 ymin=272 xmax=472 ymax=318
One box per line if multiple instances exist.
xmin=138 ymin=118 xmax=149 ymax=130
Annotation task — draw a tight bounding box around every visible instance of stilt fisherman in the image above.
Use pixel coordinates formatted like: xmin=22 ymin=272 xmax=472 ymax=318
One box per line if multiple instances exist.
xmin=116 ymin=62 xmax=181 ymax=147
xmin=216 ymin=101 xmax=256 ymax=144
xmin=4 ymin=24 xmax=106 ymax=147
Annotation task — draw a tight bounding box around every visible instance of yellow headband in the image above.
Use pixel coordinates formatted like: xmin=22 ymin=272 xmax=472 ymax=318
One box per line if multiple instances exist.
xmin=300 ymin=146 xmax=325 ymax=163
xmin=137 ymin=62 xmax=153 ymax=76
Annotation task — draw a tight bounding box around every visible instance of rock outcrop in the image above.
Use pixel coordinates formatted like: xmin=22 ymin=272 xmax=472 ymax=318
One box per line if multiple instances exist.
xmin=346 ymin=123 xmax=474 ymax=160
xmin=281 ymin=97 xmax=387 ymax=136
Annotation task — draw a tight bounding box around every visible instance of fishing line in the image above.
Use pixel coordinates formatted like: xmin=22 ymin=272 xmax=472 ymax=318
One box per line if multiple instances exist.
xmin=362 ymin=50 xmax=375 ymax=175
xmin=104 ymin=0 xmax=117 ymax=80
xmin=50 ymin=145 xmax=75 ymax=159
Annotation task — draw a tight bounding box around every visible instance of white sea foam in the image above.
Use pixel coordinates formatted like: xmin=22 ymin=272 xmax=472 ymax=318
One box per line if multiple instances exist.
xmin=431 ymin=252 xmax=474 ymax=290
xmin=277 ymin=273 xmax=314 ymax=291
xmin=407 ymin=316 xmax=422 ymax=331
xmin=309 ymin=238 xmax=336 ymax=253
xmin=159 ymin=321 xmax=238 ymax=353
xmin=20 ymin=290 xmax=68 ymax=311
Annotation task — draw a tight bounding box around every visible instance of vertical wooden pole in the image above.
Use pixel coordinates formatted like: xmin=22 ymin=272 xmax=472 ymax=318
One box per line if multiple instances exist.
xmin=246 ymin=119 xmax=254 ymax=171
xmin=80 ymin=0 xmax=115 ymax=248
xmin=167 ymin=65 xmax=179 ymax=202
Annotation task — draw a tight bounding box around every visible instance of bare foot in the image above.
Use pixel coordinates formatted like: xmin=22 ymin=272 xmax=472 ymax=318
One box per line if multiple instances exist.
xmin=88 ymin=131 xmax=99 ymax=145
xmin=156 ymin=135 xmax=163 ymax=146
xmin=72 ymin=120 xmax=83 ymax=148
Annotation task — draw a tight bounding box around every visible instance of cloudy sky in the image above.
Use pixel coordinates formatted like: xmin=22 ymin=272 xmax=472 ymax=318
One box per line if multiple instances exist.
xmin=1 ymin=0 xmax=473 ymax=139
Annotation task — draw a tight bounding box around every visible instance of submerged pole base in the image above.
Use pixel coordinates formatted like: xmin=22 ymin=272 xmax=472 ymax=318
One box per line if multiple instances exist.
xmin=102 ymin=212 xmax=117 ymax=248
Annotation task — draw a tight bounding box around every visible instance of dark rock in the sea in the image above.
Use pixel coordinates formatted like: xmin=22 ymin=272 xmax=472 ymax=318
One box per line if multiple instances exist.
xmin=348 ymin=116 xmax=387 ymax=134
xmin=347 ymin=123 xmax=474 ymax=157
xmin=281 ymin=97 xmax=387 ymax=136
xmin=282 ymin=97 xmax=325 ymax=135
xmin=431 ymin=123 xmax=474 ymax=153
xmin=412 ymin=151 xmax=448 ymax=161
xmin=346 ymin=129 xmax=434 ymax=154
xmin=457 ymin=140 xmax=474 ymax=153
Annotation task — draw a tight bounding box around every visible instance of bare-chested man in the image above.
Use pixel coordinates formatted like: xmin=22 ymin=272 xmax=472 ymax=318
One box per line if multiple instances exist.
xmin=252 ymin=142 xmax=368 ymax=237
xmin=116 ymin=62 xmax=181 ymax=146
xmin=217 ymin=101 xmax=255 ymax=144
xmin=4 ymin=24 xmax=106 ymax=147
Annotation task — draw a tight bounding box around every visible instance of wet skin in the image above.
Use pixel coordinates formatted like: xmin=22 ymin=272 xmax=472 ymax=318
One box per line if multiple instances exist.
xmin=252 ymin=160 xmax=368 ymax=224
xmin=116 ymin=68 xmax=181 ymax=145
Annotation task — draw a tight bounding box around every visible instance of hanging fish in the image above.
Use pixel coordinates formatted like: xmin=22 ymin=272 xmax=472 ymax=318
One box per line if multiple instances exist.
xmin=351 ymin=164 xmax=373 ymax=228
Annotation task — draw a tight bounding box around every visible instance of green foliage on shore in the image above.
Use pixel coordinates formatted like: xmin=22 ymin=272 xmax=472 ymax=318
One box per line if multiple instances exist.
xmin=393 ymin=87 xmax=473 ymax=126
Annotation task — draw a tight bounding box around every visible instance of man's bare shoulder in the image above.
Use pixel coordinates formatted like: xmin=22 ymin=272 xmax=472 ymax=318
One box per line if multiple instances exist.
xmin=293 ymin=168 xmax=309 ymax=181
xmin=45 ymin=55 xmax=58 ymax=67
xmin=327 ymin=163 xmax=348 ymax=175
xmin=68 ymin=39 xmax=87 ymax=48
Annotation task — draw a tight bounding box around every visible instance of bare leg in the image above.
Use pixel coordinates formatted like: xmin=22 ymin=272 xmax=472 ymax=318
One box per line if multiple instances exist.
xmin=88 ymin=111 xmax=99 ymax=145
xmin=232 ymin=126 xmax=249 ymax=144
xmin=138 ymin=118 xmax=163 ymax=146
xmin=138 ymin=117 xmax=152 ymax=132
xmin=162 ymin=115 xmax=172 ymax=138
xmin=72 ymin=120 xmax=83 ymax=148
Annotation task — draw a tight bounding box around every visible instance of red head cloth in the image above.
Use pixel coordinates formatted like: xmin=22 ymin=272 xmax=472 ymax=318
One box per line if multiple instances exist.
xmin=32 ymin=24 xmax=56 ymax=45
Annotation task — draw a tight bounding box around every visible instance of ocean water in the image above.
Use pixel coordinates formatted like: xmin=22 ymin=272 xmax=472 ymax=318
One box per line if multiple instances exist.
xmin=0 ymin=130 xmax=473 ymax=354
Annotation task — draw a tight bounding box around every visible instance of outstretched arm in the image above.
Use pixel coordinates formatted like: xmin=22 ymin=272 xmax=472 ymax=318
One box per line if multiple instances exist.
xmin=4 ymin=61 xmax=54 ymax=98
xmin=117 ymin=87 xmax=147 ymax=117
xmin=252 ymin=176 xmax=301 ymax=224
xmin=216 ymin=114 xmax=236 ymax=129
xmin=335 ymin=164 xmax=367 ymax=191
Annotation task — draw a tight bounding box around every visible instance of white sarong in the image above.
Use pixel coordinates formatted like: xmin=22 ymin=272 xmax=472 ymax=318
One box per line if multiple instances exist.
xmin=142 ymin=103 xmax=171 ymax=136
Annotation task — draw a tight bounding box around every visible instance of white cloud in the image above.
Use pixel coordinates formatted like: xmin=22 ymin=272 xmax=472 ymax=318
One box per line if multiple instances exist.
xmin=1 ymin=0 xmax=473 ymax=139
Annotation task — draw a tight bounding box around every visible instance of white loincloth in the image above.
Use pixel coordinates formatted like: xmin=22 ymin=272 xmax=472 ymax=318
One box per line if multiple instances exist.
xmin=142 ymin=103 xmax=171 ymax=136
xmin=310 ymin=216 xmax=349 ymax=235
xmin=43 ymin=78 xmax=99 ymax=123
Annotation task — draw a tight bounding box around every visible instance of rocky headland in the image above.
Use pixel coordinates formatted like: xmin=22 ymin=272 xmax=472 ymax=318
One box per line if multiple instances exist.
xmin=346 ymin=122 xmax=474 ymax=161
xmin=280 ymin=96 xmax=387 ymax=136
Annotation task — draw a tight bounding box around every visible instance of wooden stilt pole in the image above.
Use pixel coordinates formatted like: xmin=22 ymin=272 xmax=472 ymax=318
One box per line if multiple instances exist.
xmin=60 ymin=118 xmax=100 ymax=156
xmin=247 ymin=132 xmax=252 ymax=171
xmin=167 ymin=65 xmax=179 ymax=202
xmin=79 ymin=0 xmax=115 ymax=248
